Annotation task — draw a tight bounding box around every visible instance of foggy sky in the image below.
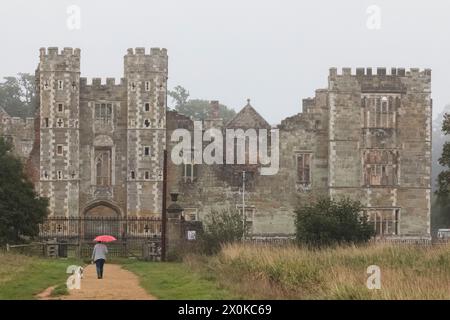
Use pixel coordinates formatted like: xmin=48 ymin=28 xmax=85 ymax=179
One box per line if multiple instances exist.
xmin=1 ymin=0 xmax=449 ymax=123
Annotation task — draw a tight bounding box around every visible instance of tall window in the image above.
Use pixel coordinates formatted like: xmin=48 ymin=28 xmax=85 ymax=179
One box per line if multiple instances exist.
xmin=364 ymin=150 xmax=398 ymax=186
xmin=363 ymin=95 xmax=398 ymax=129
xmin=183 ymin=163 xmax=198 ymax=183
xmin=95 ymin=103 xmax=112 ymax=124
xmin=367 ymin=209 xmax=399 ymax=236
xmin=296 ymin=153 xmax=311 ymax=186
xmin=95 ymin=150 xmax=111 ymax=186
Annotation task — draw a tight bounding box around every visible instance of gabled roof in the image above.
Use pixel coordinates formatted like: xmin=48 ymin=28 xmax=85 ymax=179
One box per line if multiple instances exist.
xmin=226 ymin=99 xmax=271 ymax=129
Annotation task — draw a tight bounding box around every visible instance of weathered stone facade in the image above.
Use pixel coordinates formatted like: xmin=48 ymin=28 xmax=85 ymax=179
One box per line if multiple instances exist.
xmin=1 ymin=47 xmax=431 ymax=239
xmin=0 ymin=107 xmax=35 ymax=161
xmin=167 ymin=67 xmax=432 ymax=238
xmin=33 ymin=47 xmax=168 ymax=218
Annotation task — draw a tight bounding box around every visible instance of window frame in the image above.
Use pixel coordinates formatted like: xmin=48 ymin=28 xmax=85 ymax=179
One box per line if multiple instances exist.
xmin=295 ymin=152 xmax=312 ymax=187
xmin=144 ymin=146 xmax=151 ymax=157
xmin=56 ymin=145 xmax=63 ymax=156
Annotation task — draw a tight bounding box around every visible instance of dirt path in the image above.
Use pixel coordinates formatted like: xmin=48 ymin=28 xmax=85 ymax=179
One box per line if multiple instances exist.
xmin=38 ymin=264 xmax=156 ymax=300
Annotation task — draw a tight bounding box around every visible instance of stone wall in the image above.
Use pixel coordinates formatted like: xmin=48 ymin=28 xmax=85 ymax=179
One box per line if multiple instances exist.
xmin=0 ymin=112 xmax=35 ymax=161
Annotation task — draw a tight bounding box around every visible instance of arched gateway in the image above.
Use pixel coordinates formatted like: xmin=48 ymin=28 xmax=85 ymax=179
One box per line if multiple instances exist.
xmin=82 ymin=201 xmax=123 ymax=240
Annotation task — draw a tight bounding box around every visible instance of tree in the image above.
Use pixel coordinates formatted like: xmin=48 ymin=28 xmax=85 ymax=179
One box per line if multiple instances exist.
xmin=295 ymin=197 xmax=374 ymax=247
xmin=436 ymin=113 xmax=450 ymax=202
xmin=0 ymin=73 xmax=36 ymax=118
xmin=201 ymin=208 xmax=248 ymax=254
xmin=0 ymin=137 xmax=48 ymax=244
xmin=168 ymin=85 xmax=190 ymax=109
xmin=168 ymin=85 xmax=236 ymax=123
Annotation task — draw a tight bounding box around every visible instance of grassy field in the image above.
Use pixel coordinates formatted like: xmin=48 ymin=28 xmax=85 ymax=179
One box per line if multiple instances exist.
xmin=121 ymin=259 xmax=238 ymax=299
xmin=2 ymin=243 xmax=450 ymax=300
xmin=184 ymin=243 xmax=450 ymax=300
xmin=0 ymin=253 xmax=82 ymax=300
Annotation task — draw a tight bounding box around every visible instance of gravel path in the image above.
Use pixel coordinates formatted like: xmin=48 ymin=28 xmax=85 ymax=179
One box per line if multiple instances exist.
xmin=38 ymin=264 xmax=156 ymax=300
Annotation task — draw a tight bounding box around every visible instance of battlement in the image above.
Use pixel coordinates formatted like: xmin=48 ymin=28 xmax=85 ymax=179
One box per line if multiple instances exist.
xmin=80 ymin=77 xmax=126 ymax=88
xmin=125 ymin=47 xmax=168 ymax=57
xmin=329 ymin=67 xmax=431 ymax=78
xmin=39 ymin=47 xmax=81 ymax=58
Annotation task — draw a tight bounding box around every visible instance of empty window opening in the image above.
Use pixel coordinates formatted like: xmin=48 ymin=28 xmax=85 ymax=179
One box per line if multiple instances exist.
xmin=183 ymin=162 xmax=198 ymax=183
xmin=296 ymin=153 xmax=311 ymax=186
xmin=364 ymin=150 xmax=398 ymax=186
xmin=367 ymin=209 xmax=399 ymax=237
xmin=95 ymin=103 xmax=112 ymax=124
xmin=95 ymin=150 xmax=111 ymax=186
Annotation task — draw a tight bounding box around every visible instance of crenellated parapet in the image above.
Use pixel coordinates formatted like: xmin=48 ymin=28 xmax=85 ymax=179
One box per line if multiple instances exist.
xmin=328 ymin=67 xmax=431 ymax=93
xmin=80 ymin=77 xmax=126 ymax=89
xmin=329 ymin=67 xmax=431 ymax=78
xmin=38 ymin=47 xmax=81 ymax=72
xmin=124 ymin=47 xmax=168 ymax=75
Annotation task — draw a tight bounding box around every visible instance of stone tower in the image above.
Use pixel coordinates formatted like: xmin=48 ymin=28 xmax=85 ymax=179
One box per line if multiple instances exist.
xmin=328 ymin=67 xmax=432 ymax=237
xmin=37 ymin=47 xmax=81 ymax=217
xmin=124 ymin=48 xmax=168 ymax=216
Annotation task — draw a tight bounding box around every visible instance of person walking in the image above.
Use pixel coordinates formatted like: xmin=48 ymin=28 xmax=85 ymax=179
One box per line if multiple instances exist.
xmin=91 ymin=241 xmax=108 ymax=279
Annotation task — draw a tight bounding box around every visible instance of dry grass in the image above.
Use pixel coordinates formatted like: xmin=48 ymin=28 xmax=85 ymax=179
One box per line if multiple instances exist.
xmin=0 ymin=253 xmax=35 ymax=284
xmin=184 ymin=243 xmax=450 ymax=300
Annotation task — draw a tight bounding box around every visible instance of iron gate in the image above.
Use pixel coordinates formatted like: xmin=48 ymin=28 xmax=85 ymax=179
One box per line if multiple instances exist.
xmin=38 ymin=216 xmax=162 ymax=259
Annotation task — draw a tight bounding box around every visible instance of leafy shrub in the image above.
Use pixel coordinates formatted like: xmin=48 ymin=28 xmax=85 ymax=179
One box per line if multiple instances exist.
xmin=201 ymin=208 xmax=247 ymax=254
xmin=295 ymin=197 xmax=375 ymax=247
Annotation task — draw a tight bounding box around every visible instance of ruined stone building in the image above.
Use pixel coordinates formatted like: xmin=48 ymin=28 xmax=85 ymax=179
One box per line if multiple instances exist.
xmin=0 ymin=106 xmax=35 ymax=161
xmin=167 ymin=67 xmax=432 ymax=239
xmin=1 ymin=47 xmax=431 ymax=239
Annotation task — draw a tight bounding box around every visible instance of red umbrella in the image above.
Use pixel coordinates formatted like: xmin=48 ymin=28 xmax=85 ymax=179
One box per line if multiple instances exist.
xmin=94 ymin=235 xmax=117 ymax=242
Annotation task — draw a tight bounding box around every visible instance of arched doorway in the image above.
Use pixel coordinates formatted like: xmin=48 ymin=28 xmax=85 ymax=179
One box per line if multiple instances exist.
xmin=83 ymin=201 xmax=122 ymax=240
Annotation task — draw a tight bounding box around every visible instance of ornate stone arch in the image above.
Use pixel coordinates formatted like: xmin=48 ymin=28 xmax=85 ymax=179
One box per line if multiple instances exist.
xmin=93 ymin=135 xmax=114 ymax=147
xmin=82 ymin=200 xmax=124 ymax=239
xmin=82 ymin=200 xmax=123 ymax=217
